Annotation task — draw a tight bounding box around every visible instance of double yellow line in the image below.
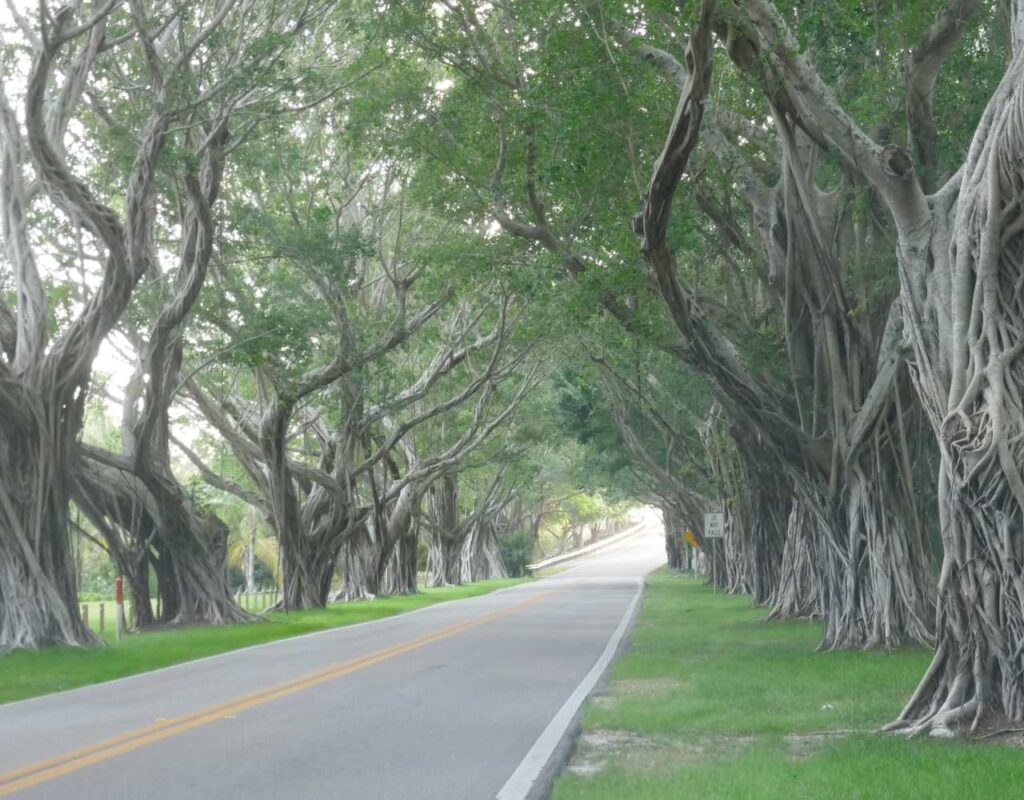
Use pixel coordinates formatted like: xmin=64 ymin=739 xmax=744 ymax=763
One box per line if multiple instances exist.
xmin=0 ymin=588 xmax=555 ymax=796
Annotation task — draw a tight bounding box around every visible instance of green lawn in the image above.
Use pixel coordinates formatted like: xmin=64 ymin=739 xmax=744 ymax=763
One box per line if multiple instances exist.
xmin=0 ymin=579 xmax=525 ymax=705
xmin=552 ymin=571 xmax=1024 ymax=800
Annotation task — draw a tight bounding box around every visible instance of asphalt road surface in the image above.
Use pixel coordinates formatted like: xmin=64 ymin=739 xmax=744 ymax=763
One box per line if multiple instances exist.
xmin=0 ymin=521 xmax=666 ymax=800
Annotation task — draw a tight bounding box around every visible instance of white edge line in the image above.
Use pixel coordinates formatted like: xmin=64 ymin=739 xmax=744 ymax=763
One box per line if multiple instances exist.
xmin=0 ymin=580 xmax=534 ymax=712
xmin=495 ymin=576 xmax=645 ymax=800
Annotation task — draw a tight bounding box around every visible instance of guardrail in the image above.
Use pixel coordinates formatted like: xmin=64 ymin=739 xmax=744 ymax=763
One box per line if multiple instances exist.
xmin=526 ymin=519 xmax=649 ymax=573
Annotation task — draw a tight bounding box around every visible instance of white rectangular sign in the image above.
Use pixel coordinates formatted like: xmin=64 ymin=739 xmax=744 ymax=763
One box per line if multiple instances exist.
xmin=704 ymin=512 xmax=725 ymax=539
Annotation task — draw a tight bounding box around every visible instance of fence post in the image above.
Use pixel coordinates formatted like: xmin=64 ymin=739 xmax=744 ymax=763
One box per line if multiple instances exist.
xmin=115 ymin=577 xmax=126 ymax=641
xmin=81 ymin=604 xmax=89 ymax=630
xmin=99 ymin=602 xmax=105 ymax=633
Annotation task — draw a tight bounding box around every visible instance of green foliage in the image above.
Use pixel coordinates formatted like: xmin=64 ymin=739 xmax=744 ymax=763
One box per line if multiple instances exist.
xmin=499 ymin=530 xmax=534 ymax=577
xmin=75 ymin=540 xmax=119 ymax=597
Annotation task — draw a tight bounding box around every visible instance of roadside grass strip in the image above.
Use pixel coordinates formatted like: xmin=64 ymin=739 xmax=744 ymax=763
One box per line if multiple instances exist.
xmin=0 ymin=579 xmax=526 ymax=706
xmin=551 ymin=571 xmax=1024 ymax=800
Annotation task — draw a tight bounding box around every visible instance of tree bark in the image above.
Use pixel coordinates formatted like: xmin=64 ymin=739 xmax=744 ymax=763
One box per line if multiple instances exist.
xmin=0 ymin=393 xmax=98 ymax=650
xmin=425 ymin=474 xmax=462 ymax=586
xmin=375 ymin=485 xmax=421 ymax=597
xmin=766 ymin=500 xmax=821 ymax=620
xmin=662 ymin=506 xmax=686 ymax=570
xmin=887 ymin=43 xmax=1024 ymax=733
xmin=335 ymin=523 xmax=380 ymax=601
xmin=460 ymin=519 xmax=508 ymax=582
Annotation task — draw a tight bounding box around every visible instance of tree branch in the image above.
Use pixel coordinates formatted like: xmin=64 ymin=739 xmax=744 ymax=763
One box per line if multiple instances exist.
xmin=737 ymin=0 xmax=929 ymax=228
xmin=0 ymin=82 xmax=45 ymax=372
xmin=906 ymin=0 xmax=984 ymax=192
xmin=169 ymin=433 xmax=268 ymax=512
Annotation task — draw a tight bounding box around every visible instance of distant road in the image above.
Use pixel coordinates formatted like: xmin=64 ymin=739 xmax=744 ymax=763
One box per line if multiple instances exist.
xmin=0 ymin=522 xmax=666 ymax=800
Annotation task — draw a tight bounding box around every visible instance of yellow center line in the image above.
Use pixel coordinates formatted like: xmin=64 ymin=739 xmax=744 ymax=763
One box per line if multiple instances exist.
xmin=0 ymin=587 xmax=559 ymax=796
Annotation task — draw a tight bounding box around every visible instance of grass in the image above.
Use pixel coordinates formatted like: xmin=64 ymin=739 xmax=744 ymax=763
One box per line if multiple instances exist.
xmin=551 ymin=571 xmax=1024 ymax=800
xmin=0 ymin=578 xmax=525 ymax=706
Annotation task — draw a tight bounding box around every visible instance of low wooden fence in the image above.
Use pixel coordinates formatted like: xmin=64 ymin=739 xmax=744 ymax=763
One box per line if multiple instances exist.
xmin=79 ymin=589 xmax=283 ymax=634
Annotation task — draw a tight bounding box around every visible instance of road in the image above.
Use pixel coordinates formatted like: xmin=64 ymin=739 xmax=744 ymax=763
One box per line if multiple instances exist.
xmin=0 ymin=520 xmax=666 ymax=800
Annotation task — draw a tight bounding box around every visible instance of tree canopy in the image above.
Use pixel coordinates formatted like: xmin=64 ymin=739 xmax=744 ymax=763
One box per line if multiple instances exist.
xmin=3 ymin=0 xmax=1024 ymax=739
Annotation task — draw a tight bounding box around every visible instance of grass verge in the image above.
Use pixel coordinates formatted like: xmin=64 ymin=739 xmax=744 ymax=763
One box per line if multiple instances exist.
xmin=551 ymin=571 xmax=1024 ymax=799
xmin=0 ymin=578 xmax=526 ymax=706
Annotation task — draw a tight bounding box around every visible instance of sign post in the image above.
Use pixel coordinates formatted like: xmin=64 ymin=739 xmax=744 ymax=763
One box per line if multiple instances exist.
xmin=704 ymin=504 xmax=725 ymax=594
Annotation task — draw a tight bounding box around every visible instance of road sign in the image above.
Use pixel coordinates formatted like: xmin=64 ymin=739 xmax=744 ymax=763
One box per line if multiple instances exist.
xmin=683 ymin=529 xmax=699 ymax=548
xmin=704 ymin=512 xmax=725 ymax=539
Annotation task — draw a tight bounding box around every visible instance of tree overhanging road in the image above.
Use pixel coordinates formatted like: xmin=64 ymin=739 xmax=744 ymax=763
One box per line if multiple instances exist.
xmin=0 ymin=523 xmax=667 ymax=800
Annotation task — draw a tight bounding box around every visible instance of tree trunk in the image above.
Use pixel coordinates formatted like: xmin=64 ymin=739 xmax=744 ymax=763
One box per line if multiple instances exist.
xmin=779 ymin=471 xmax=933 ymax=649
xmin=245 ymin=527 xmax=257 ymax=594
xmin=136 ymin=457 xmax=251 ymax=625
xmin=721 ymin=504 xmax=758 ymax=596
xmin=371 ymin=483 xmax=421 ymax=597
xmin=380 ymin=524 xmax=418 ymax=596
xmin=335 ymin=524 xmax=380 ymax=601
xmin=154 ymin=501 xmax=247 ymax=625
xmin=0 ymin=395 xmax=98 ymax=650
xmin=888 ymin=47 xmax=1024 ymax=732
xmin=766 ymin=500 xmax=821 ymax=620
xmin=706 ymin=539 xmax=728 ymax=589
xmin=834 ymin=457 xmax=933 ymax=649
xmin=460 ymin=520 xmax=508 ymax=582
xmin=746 ymin=460 xmax=790 ymax=605
xmin=663 ymin=506 xmax=685 ymax=570
xmin=279 ymin=533 xmax=338 ymax=609
xmin=426 ymin=536 xmax=463 ymax=586
xmin=74 ymin=451 xmax=250 ymax=626
xmin=260 ymin=408 xmax=337 ymax=610
xmin=122 ymin=558 xmax=155 ymax=629
xmin=889 ymin=459 xmax=1024 ymax=734
xmin=71 ymin=462 xmax=156 ymax=629
xmin=425 ymin=474 xmax=462 ymax=587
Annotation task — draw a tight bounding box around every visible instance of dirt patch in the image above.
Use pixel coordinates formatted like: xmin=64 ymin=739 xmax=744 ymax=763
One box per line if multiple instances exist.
xmin=589 ymin=678 xmax=684 ymax=712
xmin=962 ymin=711 xmax=1024 ymax=746
xmin=568 ymin=730 xmax=657 ymax=777
xmin=611 ymin=677 xmax=684 ymax=696
xmin=566 ymin=730 xmax=754 ymax=777
xmin=784 ymin=731 xmax=849 ymax=759
xmin=979 ymin=730 xmax=1024 ymax=747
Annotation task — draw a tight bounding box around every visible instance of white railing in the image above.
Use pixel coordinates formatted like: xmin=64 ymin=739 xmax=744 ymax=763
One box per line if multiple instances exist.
xmin=527 ymin=520 xmax=648 ymax=573
xmin=235 ymin=589 xmax=281 ymax=612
